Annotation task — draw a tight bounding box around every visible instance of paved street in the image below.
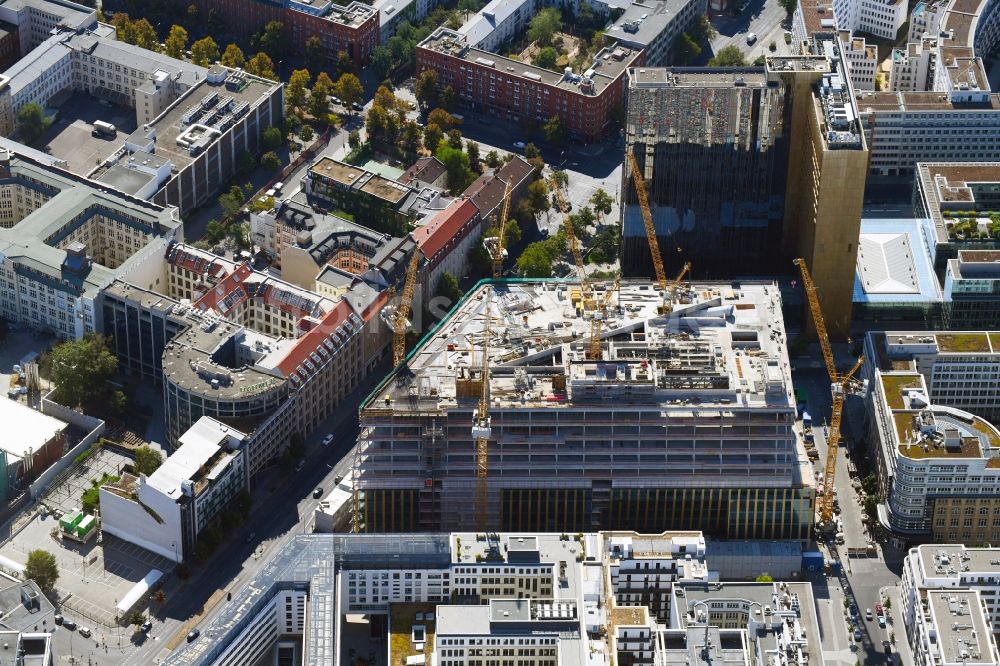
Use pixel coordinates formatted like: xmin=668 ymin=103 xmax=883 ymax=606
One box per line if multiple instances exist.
xmin=710 ymin=0 xmax=792 ymax=61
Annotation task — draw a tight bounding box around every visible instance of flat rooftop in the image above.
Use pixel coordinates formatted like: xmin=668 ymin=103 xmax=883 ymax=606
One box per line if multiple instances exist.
xmin=856 ymin=90 xmax=1000 ymax=111
xmin=1 ymin=398 xmax=68 ymax=459
xmin=628 ymin=66 xmax=768 ymax=87
xmin=419 ymin=28 xmax=640 ymax=96
xmin=853 ymin=218 xmax=941 ymax=303
xmin=366 ymin=280 xmax=795 ymax=412
xmin=0 ymin=0 xmax=93 ymax=23
xmin=926 ymin=590 xmax=997 ymax=665
xmin=287 ymin=0 xmax=376 ymax=26
xmin=916 ymin=543 xmax=1000 ymax=579
xmin=605 ymin=0 xmax=699 ymax=47
xmin=916 ymin=162 xmax=1000 ymax=243
xmin=148 ymin=73 xmax=279 ymax=173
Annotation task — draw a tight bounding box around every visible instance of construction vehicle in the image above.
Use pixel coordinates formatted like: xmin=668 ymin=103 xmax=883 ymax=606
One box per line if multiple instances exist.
xmin=483 ymin=179 xmax=513 ymax=279
xmin=390 ymin=251 xmax=421 ymax=366
xmin=794 ymin=258 xmax=864 ymax=531
xmin=471 ymin=288 xmax=494 ymax=530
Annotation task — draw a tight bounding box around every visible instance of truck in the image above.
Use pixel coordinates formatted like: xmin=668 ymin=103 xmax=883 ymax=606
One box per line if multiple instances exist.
xmin=91 ymin=120 xmax=117 ymax=138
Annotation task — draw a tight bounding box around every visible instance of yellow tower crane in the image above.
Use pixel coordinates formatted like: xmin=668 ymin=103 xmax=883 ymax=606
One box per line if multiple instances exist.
xmin=794 ymin=258 xmax=864 ymax=529
xmin=626 ymin=152 xmax=667 ymax=291
xmin=484 ymin=179 xmax=513 ymax=279
xmin=392 ymin=251 xmax=421 ymax=367
xmin=472 ymin=289 xmax=494 ymax=530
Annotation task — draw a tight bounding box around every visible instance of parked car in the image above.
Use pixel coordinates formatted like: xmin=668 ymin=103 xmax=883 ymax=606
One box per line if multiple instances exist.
xmin=865 ymin=608 xmax=873 ymax=620
xmin=334 ymin=474 xmax=343 ymax=484
xmin=53 ymin=614 xmax=63 ymax=625
xmin=79 ymin=627 xmax=92 ymax=638
xmin=512 ymin=141 xmax=527 ymax=149
xmin=62 ymin=619 xmax=76 ymax=630
xmin=746 ymin=32 xmax=758 ymax=45
xmin=875 ymin=603 xmax=883 ymax=616
xmin=141 ymin=620 xmax=152 ymax=633
xmin=322 ymin=433 xmax=334 ymax=446
xmin=313 ymin=486 xmax=324 ymax=499
xmin=849 ymin=603 xmax=858 ymax=618
xmin=878 ymin=615 xmax=886 ymax=628
xmin=853 ymin=628 xmax=863 ymax=642
xmin=295 ymin=459 xmax=305 ymax=472
xmin=187 ymin=629 xmax=200 ymax=642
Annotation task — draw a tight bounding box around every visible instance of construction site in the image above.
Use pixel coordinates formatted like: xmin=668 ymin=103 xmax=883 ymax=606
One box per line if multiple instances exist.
xmin=352 ymin=277 xmax=816 ymax=540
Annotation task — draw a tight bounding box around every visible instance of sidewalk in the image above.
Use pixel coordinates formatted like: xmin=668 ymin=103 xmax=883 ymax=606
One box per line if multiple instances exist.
xmin=880 ymin=585 xmax=912 ymax=666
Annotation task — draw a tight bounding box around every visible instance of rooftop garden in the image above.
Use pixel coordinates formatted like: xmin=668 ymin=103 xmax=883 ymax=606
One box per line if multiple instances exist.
xmin=880 ymin=373 xmax=923 ymax=410
xmin=990 ymin=333 xmax=1000 ymax=352
xmin=971 ymin=417 xmax=1000 ymax=449
xmin=894 ymin=411 xmax=917 ymax=443
xmin=936 ymin=333 xmax=991 ymax=353
xmin=899 ymin=436 xmax=981 ymax=459
xmin=390 ymin=603 xmax=437 ymax=666
xmin=942 ymin=211 xmax=1000 ymax=240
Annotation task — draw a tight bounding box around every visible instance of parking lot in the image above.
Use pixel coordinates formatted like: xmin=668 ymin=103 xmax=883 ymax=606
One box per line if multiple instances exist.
xmin=40 ymin=93 xmax=137 ymax=176
xmin=40 ymin=446 xmax=132 ymax=517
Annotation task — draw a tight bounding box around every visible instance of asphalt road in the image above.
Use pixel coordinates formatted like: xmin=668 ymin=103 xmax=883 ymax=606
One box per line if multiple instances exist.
xmin=709 ymin=0 xmax=791 ymax=61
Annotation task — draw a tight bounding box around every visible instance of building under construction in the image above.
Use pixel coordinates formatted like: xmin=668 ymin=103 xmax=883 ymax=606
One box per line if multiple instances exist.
xmin=353 ymin=279 xmax=815 ymax=541
xmin=623 ymin=37 xmax=869 ymax=338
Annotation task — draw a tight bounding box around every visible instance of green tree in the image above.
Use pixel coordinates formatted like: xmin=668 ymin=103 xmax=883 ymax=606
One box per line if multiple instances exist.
xmin=300 ymin=124 xmax=314 ymax=142
xmin=440 ymin=85 xmax=457 ymax=110
xmin=527 ymin=179 xmax=550 ymax=213
xmin=366 ymin=104 xmax=390 ymax=140
xmin=466 ymin=140 xmax=481 ymax=172
xmin=337 ymin=50 xmax=354 ymax=74
xmin=436 ymin=272 xmax=463 ymax=304
xmin=205 ymin=219 xmax=226 ymax=244
xmin=589 ymin=188 xmax=614 ymax=223
xmin=373 ymin=85 xmax=399 ymax=112
xmin=527 ymin=7 xmax=562 ymax=46
xmin=261 ymin=151 xmax=281 ymax=171
xmin=543 ymin=115 xmax=567 ymax=145
xmin=286 ymin=69 xmax=311 ymax=113
xmin=485 ymin=150 xmax=502 ymax=169
xmin=186 ymin=4 xmax=199 ymax=28
xmin=221 ymin=43 xmax=245 ymax=69
xmin=780 ymin=0 xmax=798 ymax=17
xmin=709 ymin=45 xmax=748 ymax=66
xmin=424 ymin=123 xmax=444 ymax=152
xmin=130 ymin=18 xmax=159 ymax=51
xmin=756 ymin=573 xmax=775 ymax=582
xmin=447 ymin=128 xmax=463 ymax=149
xmin=246 ymin=52 xmax=276 ymax=80
xmin=309 ymin=86 xmax=331 ymax=120
xmin=517 ymin=241 xmax=556 ymax=277
xmin=262 ymin=126 xmax=283 ymax=151
xmin=111 ymin=389 xmax=128 ymax=417
xmin=237 ymin=151 xmax=256 ymax=175
xmin=524 ymin=142 xmax=541 ymax=160
xmin=130 ymin=611 xmax=146 ymax=629
xmin=551 ymin=169 xmax=569 ymax=190
xmin=15 ymin=103 xmax=50 ymax=144
xmin=533 ymin=46 xmax=558 ymax=70
xmin=165 ymin=25 xmax=189 ymax=60
xmin=304 ymin=36 xmax=325 ymax=72
xmin=190 ymin=36 xmax=220 ymax=66
xmin=258 ymin=20 xmax=287 ymax=59
xmin=218 ymin=184 xmax=247 ymax=219
xmin=371 ymin=46 xmax=394 ymax=77
xmin=428 ymin=107 xmax=457 ymax=130
xmin=436 ymin=144 xmax=476 ymax=193
xmin=134 ymin=446 xmax=164 ymax=476
xmin=24 ymin=550 xmax=58 ymax=595
xmin=51 ymin=334 xmax=117 ymax=408
xmin=673 ymin=33 xmax=702 ymax=64
xmin=415 ymin=69 xmax=440 ymax=110
xmin=401 ymin=121 xmax=423 ymax=152
xmin=334 ymin=73 xmax=363 ymax=111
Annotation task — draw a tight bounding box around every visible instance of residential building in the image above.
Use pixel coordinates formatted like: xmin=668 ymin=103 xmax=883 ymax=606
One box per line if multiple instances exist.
xmin=161 ymin=531 xmax=827 ymax=666
xmin=0 ymin=22 xmax=19 ymax=72
xmin=412 ymin=197 xmax=481 ymax=293
xmin=103 ymin=244 xmax=377 ymax=477
xmin=0 ymin=0 xmax=95 ymax=57
xmin=416 ymin=28 xmax=643 ymax=143
xmin=400 ymin=156 xmax=448 ymax=190
xmin=602 ymin=0 xmax=708 ymax=67
xmin=165 ymin=0 xmax=379 ymax=68
xmin=0 ymin=147 xmax=181 ymax=339
xmin=0 ymin=30 xmax=285 ymax=214
xmin=863 ymin=330 xmax=1000 ymax=542
xmin=889 ymin=36 xmax=938 ymax=91
xmin=303 ymin=156 xmax=437 ymax=235
xmin=353 ymin=280 xmax=815 ymax=540
xmin=902 ymin=544 xmax=1000 ymax=636
xmin=99 ymin=417 xmax=247 ymax=562
xmin=462 ymin=155 xmax=534 ymax=227
xmin=623 ymin=43 xmax=867 ymax=338
xmin=251 ymin=192 xmax=419 ymax=290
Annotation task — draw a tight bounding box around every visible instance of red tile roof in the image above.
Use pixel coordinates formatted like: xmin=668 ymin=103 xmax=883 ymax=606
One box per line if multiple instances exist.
xmin=194 ymin=262 xmax=254 ymax=314
xmin=412 ymin=198 xmax=481 ymax=262
xmin=275 ymin=299 xmax=360 ymax=377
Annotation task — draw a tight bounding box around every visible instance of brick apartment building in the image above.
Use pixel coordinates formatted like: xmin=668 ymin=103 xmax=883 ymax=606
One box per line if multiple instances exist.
xmin=416 ymin=28 xmax=643 ymax=142
xmin=176 ymin=0 xmax=379 ymax=68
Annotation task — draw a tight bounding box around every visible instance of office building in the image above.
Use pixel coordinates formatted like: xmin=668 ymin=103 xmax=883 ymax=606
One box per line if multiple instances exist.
xmin=161 ymin=530 xmax=828 ymax=666
xmin=902 ymin=544 xmax=1000 ymax=636
xmin=0 ymin=29 xmax=285 ymax=214
xmin=830 ymin=0 xmax=908 ymax=40
xmin=0 ymin=147 xmax=181 ymax=339
xmin=0 ymin=580 xmax=54 ymax=666
xmin=416 ymin=28 xmax=641 ymax=143
xmin=838 ymin=30 xmax=878 ymax=90
xmin=0 ymin=0 xmax=96 ymax=57
xmin=622 ymin=42 xmax=867 ymax=338
xmin=353 ymin=279 xmax=815 ymax=539
xmin=158 ymin=0 xmax=379 ymax=68
xmin=2 ymin=396 xmax=66 ymax=485
xmin=99 ymin=417 xmax=247 ymax=562
xmin=863 ymin=330 xmax=1000 ymax=542
xmin=913 ymin=589 xmax=998 ymax=666
xmin=102 ymin=243 xmax=377 ymax=476
xmin=945 ymin=251 xmax=1000 ymax=330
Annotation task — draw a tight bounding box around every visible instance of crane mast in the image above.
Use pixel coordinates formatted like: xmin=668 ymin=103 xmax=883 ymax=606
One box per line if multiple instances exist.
xmin=794 ymin=258 xmax=863 ymax=528
xmin=392 ymin=251 xmax=421 ymax=366
xmin=484 ymin=179 xmax=513 ymax=279
xmin=472 ymin=290 xmax=494 ymax=530
xmin=626 ymin=152 xmax=667 ymax=291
